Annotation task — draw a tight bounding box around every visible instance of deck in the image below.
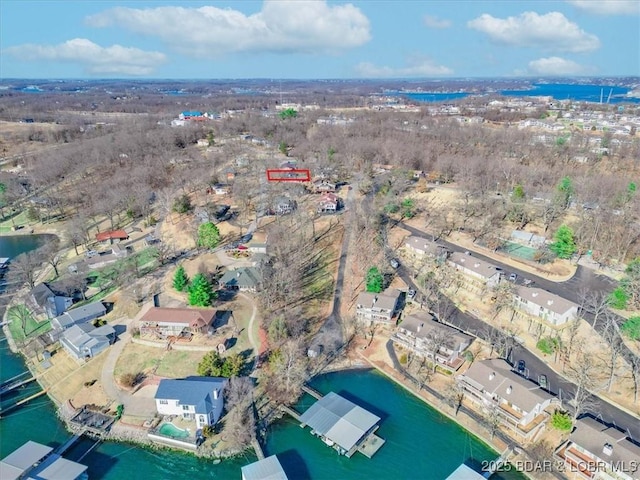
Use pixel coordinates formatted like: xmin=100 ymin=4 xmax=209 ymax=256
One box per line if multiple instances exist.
xmin=357 ymin=432 xmax=386 ymax=458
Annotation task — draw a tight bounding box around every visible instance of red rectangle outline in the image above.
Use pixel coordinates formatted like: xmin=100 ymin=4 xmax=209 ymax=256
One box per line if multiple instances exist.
xmin=266 ymin=169 xmax=311 ymax=182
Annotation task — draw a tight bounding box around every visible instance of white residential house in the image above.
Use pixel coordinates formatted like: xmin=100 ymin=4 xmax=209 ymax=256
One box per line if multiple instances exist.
xmin=457 ymin=358 xmax=559 ymax=439
xmin=154 ymin=377 xmax=228 ymax=429
xmin=447 ymin=252 xmax=502 ymax=287
xmin=404 ymin=236 xmax=450 ymax=260
xmin=355 ymin=288 xmax=402 ymax=325
xmin=514 ymin=286 xmax=579 ymax=326
xmin=392 ymin=313 xmax=472 ymax=371
xmin=317 ymin=193 xmax=341 ymax=213
xmin=555 ymin=416 xmax=640 ymax=480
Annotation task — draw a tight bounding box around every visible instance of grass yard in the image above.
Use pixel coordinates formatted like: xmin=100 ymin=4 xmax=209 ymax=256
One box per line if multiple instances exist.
xmin=7 ymin=305 xmax=51 ymax=343
xmin=155 ymin=350 xmax=205 ymax=378
xmin=0 ymin=211 xmax=31 ymax=233
xmin=114 ymin=343 xmax=164 ymax=377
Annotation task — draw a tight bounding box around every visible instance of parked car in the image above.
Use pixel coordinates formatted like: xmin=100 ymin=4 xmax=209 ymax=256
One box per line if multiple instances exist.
xmin=85 ymin=250 xmax=98 ymax=258
xmin=407 ymin=289 xmax=416 ymax=300
xmin=509 ymin=273 xmax=518 ymax=282
xmin=390 ymin=258 xmax=400 ymax=269
xmin=539 ymin=374 xmax=548 ymax=390
xmin=517 ymin=360 xmax=526 ymax=375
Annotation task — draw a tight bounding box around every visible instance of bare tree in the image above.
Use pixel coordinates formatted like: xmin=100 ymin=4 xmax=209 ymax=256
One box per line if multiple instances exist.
xmin=600 ymin=313 xmax=626 ymax=393
xmin=7 ymin=250 xmax=44 ymax=289
xmin=424 ymin=327 xmax=449 ymax=373
xmin=225 ymin=377 xmax=254 ymax=411
xmin=263 ymin=338 xmax=308 ymax=405
xmin=39 ymin=238 xmax=62 ymax=278
xmin=565 ymin=347 xmax=604 ymax=422
xmin=444 ymin=381 xmax=465 ymax=416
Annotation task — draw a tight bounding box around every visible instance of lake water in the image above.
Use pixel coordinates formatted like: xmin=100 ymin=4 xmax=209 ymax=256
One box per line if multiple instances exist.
xmin=0 ymin=236 xmax=519 ymax=479
xmin=400 ymin=83 xmax=639 ymax=104
xmin=0 ymin=234 xmax=52 ymax=259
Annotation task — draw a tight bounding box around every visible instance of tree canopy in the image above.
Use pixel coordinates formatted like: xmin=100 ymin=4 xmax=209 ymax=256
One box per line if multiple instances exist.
xmin=365 ymin=266 xmax=384 ymax=293
xmin=188 ymin=273 xmax=214 ymax=306
xmin=278 ymin=108 xmax=298 ymax=119
xmin=172 ymin=265 xmax=189 ymax=292
xmin=549 ymin=225 xmax=576 ymax=259
xmin=197 ymin=351 xmax=244 ymax=377
xmin=550 ymin=410 xmax=572 ymax=432
xmin=197 ymin=222 xmax=221 ymax=249
xmin=621 ymin=316 xmax=640 ymax=340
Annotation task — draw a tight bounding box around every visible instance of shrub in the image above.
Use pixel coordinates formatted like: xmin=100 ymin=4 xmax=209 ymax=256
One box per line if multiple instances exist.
xmin=621 ymin=316 xmax=640 ymax=340
xmin=551 ymin=410 xmax=572 ymax=432
xmin=536 ymin=337 xmax=554 ymax=355
xmin=120 ymin=372 xmax=138 ymax=388
xmin=172 ymin=194 xmax=192 ymax=214
xmin=399 ymin=353 xmax=408 ymax=365
xmin=608 ymin=287 xmax=629 ymax=310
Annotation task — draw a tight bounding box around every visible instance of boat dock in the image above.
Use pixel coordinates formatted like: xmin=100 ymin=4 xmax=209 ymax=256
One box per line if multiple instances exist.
xmin=0 ymin=371 xmax=36 ymax=396
xmin=301 ymin=384 xmax=323 ymax=400
xmin=356 ymin=427 xmax=386 ymax=458
xmin=280 ymin=404 xmax=302 ymax=422
xmin=0 ymin=390 xmax=48 ymax=418
xmin=483 ymin=446 xmax=516 ymax=478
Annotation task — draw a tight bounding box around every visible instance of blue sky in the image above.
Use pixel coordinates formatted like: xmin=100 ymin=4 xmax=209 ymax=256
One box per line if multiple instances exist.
xmin=1 ymin=0 xmax=638 ymax=79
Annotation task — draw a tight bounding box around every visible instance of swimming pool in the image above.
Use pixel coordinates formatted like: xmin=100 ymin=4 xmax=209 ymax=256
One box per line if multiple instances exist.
xmin=158 ymin=422 xmax=190 ymax=439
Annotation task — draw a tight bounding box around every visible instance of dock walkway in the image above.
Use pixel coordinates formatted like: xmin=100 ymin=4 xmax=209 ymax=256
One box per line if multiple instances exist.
xmin=280 ymin=404 xmax=302 ymax=422
xmin=0 ymin=371 xmax=35 ymax=396
xmin=301 ymin=384 xmax=323 ymax=400
xmin=483 ymin=446 xmax=515 ymax=478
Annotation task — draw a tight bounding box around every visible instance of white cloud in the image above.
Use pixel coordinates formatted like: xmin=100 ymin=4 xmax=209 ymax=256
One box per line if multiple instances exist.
xmin=355 ymin=57 xmax=453 ymax=78
xmin=526 ymin=56 xmax=588 ymax=75
xmin=423 ymin=14 xmax=451 ymax=29
xmin=4 ymin=38 xmax=166 ymax=75
xmin=467 ymin=11 xmax=600 ymax=52
xmin=86 ymin=0 xmax=371 ymax=57
xmin=567 ymin=0 xmax=640 ymax=15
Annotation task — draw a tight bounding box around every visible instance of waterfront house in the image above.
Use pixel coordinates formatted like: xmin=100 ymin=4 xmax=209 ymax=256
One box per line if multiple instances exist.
xmin=447 ymin=252 xmax=502 ymax=288
xmin=317 ymin=192 xmax=342 ymax=213
xmin=241 ymin=455 xmax=288 ymax=480
xmin=218 ymin=267 xmax=263 ymax=292
xmin=299 ymin=392 xmax=382 ymax=457
xmin=139 ymin=307 xmax=216 ymax=338
xmin=154 ymin=376 xmax=227 ymax=429
xmin=404 ymin=236 xmax=450 ymax=260
xmin=514 ymin=286 xmax=579 ymax=326
xmin=392 ymin=313 xmax=472 ymax=371
xmin=355 ymin=288 xmax=402 ymax=325
xmin=555 ymin=416 xmax=640 ymax=480
xmin=95 ymin=229 xmax=129 ymax=245
xmin=60 ymin=323 xmax=116 ymax=361
xmin=457 ymin=358 xmax=559 ymax=439
xmin=0 ymin=440 xmax=88 ymax=480
xmin=86 ymin=244 xmax=129 ymax=269
xmin=30 ymin=282 xmax=73 ymax=319
xmin=49 ymin=301 xmax=107 ymax=341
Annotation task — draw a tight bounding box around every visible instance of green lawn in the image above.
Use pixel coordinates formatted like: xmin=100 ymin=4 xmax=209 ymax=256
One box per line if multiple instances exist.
xmin=7 ymin=305 xmax=51 ymax=343
xmin=0 ymin=211 xmax=31 ymax=233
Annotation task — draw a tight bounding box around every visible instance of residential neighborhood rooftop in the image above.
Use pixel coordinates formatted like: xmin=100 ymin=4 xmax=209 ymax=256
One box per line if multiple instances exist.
xmin=399 ymin=313 xmax=472 ymax=350
xmin=140 ymin=307 xmax=217 ymax=329
xmin=241 ymin=455 xmax=288 ymax=480
xmin=461 ymin=358 xmax=555 ymax=413
xmin=448 ymin=252 xmax=501 ymax=280
xmin=356 ymin=288 xmax=401 ymax=311
xmin=155 ymin=376 xmax=227 ymax=423
xmin=515 ymin=286 xmax=579 ymax=316
xmin=299 ymin=391 xmax=380 ymax=453
xmin=95 ymin=229 xmax=129 ymax=242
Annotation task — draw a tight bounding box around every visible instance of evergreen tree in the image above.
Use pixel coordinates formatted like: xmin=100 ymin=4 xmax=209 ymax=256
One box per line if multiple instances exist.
xmin=197 ymin=222 xmax=221 ymax=249
xmin=188 ymin=273 xmax=214 ymax=306
xmin=549 ymin=225 xmax=576 ymax=259
xmin=172 ymin=265 xmax=189 ymax=292
xmin=365 ymin=267 xmax=384 ymax=293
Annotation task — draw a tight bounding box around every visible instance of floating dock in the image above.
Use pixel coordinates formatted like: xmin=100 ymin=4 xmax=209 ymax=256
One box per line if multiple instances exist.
xmin=0 ymin=371 xmax=37 ymax=396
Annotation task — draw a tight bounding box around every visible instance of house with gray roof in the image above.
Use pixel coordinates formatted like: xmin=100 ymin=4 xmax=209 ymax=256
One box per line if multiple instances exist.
xmin=514 ymin=286 xmax=579 ymax=326
xmin=404 ymin=236 xmax=450 ymax=260
xmin=0 ymin=440 xmax=88 ymax=480
xmin=218 ymin=267 xmax=263 ymax=292
xmin=49 ymin=301 xmax=107 ymax=340
xmin=556 ymin=416 xmax=640 ymax=480
xmin=60 ymin=323 xmax=115 ymax=361
xmin=299 ymin=392 xmax=382 ymax=457
xmin=447 ymin=252 xmax=502 ymax=288
xmin=154 ymin=376 xmax=227 ymax=429
xmin=355 ymin=288 xmax=402 ymax=325
xmin=241 ymin=455 xmax=288 ymax=480
xmin=30 ymin=282 xmax=73 ymax=319
xmin=457 ymin=358 xmax=559 ymax=439
xmin=392 ymin=313 xmax=472 ymax=371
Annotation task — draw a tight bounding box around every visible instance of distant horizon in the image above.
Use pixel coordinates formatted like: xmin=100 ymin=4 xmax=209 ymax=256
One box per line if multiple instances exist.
xmin=2 ymin=1 xmax=638 ymax=79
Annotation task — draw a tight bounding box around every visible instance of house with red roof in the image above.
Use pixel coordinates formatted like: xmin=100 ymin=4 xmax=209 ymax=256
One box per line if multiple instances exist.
xmin=95 ymin=229 xmax=129 ymax=245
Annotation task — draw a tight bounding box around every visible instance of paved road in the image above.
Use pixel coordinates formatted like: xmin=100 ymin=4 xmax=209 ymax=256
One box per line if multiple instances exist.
xmin=394 ymin=243 xmax=640 ymax=442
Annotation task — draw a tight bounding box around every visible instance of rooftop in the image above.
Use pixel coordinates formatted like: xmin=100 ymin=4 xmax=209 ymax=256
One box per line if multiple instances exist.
xmin=515 ymin=286 xmax=579 ymax=315
xmin=155 ymin=376 xmax=227 ymax=421
xmin=356 ymin=288 xmax=401 ymax=311
xmin=241 ymin=455 xmax=288 ymax=480
xmin=299 ymin=392 xmax=380 ymax=452
xmin=448 ymin=252 xmax=501 ymax=280
xmin=398 ymin=313 xmax=472 ymax=350
xmin=461 ymin=358 xmax=555 ymax=413
xmin=568 ymin=416 xmax=640 ymax=468
xmin=140 ymin=307 xmax=217 ymax=329
xmin=95 ymin=229 xmax=129 ymax=242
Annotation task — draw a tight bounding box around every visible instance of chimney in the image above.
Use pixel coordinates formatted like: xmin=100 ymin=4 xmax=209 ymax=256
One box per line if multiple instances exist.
xmin=489 ymin=372 xmax=495 ymax=380
xmin=532 ymin=292 xmax=538 ymax=297
xmin=602 ymin=443 xmax=613 ymax=456
xmin=506 ymin=385 xmax=512 ymax=394
xmin=237 ymin=271 xmax=241 ymax=277
xmin=213 ymin=389 xmax=219 ymax=400
xmin=417 ymin=323 xmax=423 ymax=333
xmin=547 ymin=300 xmax=553 ymax=306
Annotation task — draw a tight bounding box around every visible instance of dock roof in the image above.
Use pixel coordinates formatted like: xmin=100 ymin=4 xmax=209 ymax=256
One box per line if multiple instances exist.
xmin=0 ymin=441 xmax=53 ymax=480
xmin=299 ymin=392 xmax=380 ymax=452
xmin=241 ymin=455 xmax=288 ymax=480
xmin=29 ymin=454 xmax=88 ymax=480
xmin=446 ymin=464 xmax=485 ymax=480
